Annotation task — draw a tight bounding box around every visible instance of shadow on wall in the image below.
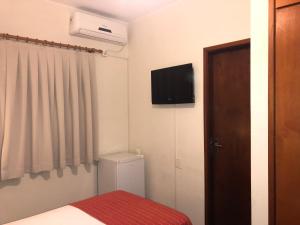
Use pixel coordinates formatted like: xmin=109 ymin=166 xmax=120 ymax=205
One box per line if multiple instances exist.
xmin=0 ymin=163 xmax=95 ymax=189
xmin=152 ymin=104 xmax=195 ymax=109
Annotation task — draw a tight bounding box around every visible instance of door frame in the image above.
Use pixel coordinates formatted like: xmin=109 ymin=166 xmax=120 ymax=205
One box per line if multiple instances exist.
xmin=269 ymin=1 xmax=275 ymax=225
xmin=203 ymin=39 xmax=251 ymax=225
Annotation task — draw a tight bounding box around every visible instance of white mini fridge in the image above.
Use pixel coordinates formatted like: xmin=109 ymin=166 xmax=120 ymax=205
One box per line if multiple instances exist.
xmin=98 ymin=152 xmax=145 ymax=197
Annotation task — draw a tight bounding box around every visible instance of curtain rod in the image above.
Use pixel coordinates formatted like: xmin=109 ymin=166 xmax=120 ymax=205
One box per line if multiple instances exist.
xmin=0 ymin=33 xmax=103 ymax=54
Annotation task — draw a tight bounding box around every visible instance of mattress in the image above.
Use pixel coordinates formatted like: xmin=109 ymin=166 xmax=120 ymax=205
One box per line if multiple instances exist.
xmin=4 ymin=206 xmax=105 ymax=225
xmin=5 ymin=191 xmax=192 ymax=225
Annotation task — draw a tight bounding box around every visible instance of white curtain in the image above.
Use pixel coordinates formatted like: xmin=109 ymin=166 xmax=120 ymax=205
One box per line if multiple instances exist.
xmin=0 ymin=40 xmax=99 ymax=180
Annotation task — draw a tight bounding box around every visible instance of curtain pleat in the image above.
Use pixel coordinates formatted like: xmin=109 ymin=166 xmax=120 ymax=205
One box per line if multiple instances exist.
xmin=81 ymin=55 xmax=93 ymax=164
xmin=0 ymin=40 xmax=98 ymax=180
xmin=0 ymin=42 xmax=7 ymax=178
xmin=89 ymin=55 xmax=99 ymax=160
xmin=69 ymin=52 xmax=80 ymax=165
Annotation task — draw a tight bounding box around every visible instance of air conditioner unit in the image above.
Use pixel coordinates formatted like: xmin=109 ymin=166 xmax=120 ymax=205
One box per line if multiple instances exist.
xmin=70 ymin=12 xmax=128 ymax=45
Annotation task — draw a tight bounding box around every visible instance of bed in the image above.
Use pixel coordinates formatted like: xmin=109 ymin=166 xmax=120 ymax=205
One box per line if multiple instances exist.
xmin=5 ymin=191 xmax=192 ymax=225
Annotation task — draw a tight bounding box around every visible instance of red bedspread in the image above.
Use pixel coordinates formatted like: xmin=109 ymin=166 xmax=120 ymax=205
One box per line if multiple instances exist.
xmin=71 ymin=191 xmax=192 ymax=225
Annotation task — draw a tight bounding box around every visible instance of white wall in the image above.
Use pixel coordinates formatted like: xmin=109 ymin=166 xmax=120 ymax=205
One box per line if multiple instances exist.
xmin=0 ymin=0 xmax=128 ymax=223
xmin=128 ymin=0 xmax=250 ymax=224
xmin=97 ymin=56 xmax=129 ymax=155
xmin=251 ymin=0 xmax=269 ymax=225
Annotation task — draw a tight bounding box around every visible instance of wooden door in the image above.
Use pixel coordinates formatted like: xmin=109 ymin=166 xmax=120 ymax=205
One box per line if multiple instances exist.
xmin=204 ymin=40 xmax=251 ymax=225
xmin=269 ymin=1 xmax=300 ymax=225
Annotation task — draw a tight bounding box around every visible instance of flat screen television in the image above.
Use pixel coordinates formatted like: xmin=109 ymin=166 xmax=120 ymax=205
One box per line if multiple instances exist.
xmin=151 ymin=63 xmax=195 ymax=104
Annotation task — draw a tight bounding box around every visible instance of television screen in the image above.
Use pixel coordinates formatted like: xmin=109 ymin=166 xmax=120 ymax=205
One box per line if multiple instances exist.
xmin=151 ymin=63 xmax=195 ymax=104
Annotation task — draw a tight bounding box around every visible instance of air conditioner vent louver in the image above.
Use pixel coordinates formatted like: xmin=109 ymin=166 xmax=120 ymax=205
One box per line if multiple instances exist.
xmin=98 ymin=27 xmax=112 ymax=33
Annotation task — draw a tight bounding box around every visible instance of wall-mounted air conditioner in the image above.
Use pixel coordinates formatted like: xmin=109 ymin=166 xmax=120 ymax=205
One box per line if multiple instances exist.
xmin=70 ymin=12 xmax=128 ymax=45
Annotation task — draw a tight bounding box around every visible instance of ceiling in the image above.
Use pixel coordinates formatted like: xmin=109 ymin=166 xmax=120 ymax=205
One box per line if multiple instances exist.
xmin=51 ymin=0 xmax=177 ymax=21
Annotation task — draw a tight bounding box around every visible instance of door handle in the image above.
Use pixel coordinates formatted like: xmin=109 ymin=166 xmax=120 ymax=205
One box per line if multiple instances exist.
xmin=214 ymin=142 xmax=223 ymax=148
xmin=209 ymin=138 xmax=223 ymax=152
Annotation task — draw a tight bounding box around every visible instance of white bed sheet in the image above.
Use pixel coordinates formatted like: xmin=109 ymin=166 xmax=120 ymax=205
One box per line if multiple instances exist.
xmin=4 ymin=206 xmax=106 ymax=225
